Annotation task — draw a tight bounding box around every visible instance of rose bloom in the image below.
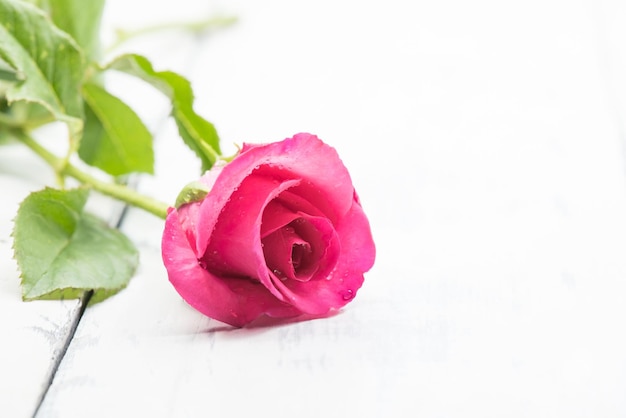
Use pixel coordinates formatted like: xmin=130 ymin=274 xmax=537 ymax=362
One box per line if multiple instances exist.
xmin=161 ymin=133 xmax=375 ymax=326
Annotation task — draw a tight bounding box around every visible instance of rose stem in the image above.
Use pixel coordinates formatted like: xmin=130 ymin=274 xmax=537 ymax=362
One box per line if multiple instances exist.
xmin=16 ymin=131 xmax=169 ymax=219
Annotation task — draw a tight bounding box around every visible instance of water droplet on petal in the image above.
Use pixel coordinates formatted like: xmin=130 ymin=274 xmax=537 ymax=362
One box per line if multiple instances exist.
xmin=341 ymin=289 xmax=354 ymax=301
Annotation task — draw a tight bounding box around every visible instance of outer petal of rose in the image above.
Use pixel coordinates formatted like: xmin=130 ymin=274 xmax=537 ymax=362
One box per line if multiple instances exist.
xmin=174 ymin=163 xmax=225 ymax=254
xmin=162 ymin=209 xmax=300 ymax=327
xmin=195 ymin=133 xmax=354 ymax=256
xmin=267 ymin=198 xmax=375 ymax=314
xmin=198 ymin=161 xmax=225 ymax=189
xmin=176 ymin=201 xmax=202 ymax=254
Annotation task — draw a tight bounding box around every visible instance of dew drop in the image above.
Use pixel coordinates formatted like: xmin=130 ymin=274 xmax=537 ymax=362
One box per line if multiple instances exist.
xmin=341 ymin=289 xmax=354 ymax=301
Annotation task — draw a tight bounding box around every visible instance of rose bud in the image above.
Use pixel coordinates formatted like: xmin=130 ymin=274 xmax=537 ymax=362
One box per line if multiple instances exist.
xmin=161 ymin=133 xmax=375 ymax=327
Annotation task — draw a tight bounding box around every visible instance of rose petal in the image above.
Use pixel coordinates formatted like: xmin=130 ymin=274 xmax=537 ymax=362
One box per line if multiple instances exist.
xmin=262 ymin=211 xmax=340 ymax=285
xmin=292 ymin=214 xmax=340 ymax=281
xmin=198 ymin=161 xmax=226 ymax=189
xmin=338 ymin=192 xmax=377 ymax=272
xmin=176 ymin=200 xmax=202 ymax=254
xmin=262 ymin=225 xmax=308 ymax=281
xmin=174 ymin=163 xmax=226 ymax=255
xmin=196 ymin=133 xmax=354 ymax=256
xmin=276 ymin=189 xmax=325 ymax=219
xmin=265 ymin=197 xmax=375 ymax=315
xmin=260 ymin=200 xmax=301 ymax=238
xmin=162 ymin=209 xmax=300 ymax=327
xmin=202 ymin=174 xmax=301 ymax=302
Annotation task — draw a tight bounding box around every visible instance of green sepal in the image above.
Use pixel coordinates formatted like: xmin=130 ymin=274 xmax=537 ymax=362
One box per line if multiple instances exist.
xmin=175 ymin=181 xmax=210 ymax=209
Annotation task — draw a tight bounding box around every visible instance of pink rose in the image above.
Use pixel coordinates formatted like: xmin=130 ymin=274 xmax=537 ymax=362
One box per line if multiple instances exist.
xmin=161 ymin=133 xmax=375 ymax=327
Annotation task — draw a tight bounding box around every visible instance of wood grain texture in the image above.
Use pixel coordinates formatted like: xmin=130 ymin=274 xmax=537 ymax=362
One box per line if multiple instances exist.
xmin=8 ymin=0 xmax=626 ymax=417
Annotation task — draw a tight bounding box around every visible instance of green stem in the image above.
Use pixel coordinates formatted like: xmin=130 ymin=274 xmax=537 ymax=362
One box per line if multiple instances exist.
xmin=107 ymin=15 xmax=238 ymax=53
xmin=17 ymin=132 xmax=169 ymax=219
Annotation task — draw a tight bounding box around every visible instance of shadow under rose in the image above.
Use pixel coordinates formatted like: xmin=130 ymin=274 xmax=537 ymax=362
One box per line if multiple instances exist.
xmin=198 ymin=309 xmax=344 ymax=334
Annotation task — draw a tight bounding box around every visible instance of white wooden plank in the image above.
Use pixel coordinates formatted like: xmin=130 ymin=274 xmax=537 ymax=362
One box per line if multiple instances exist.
xmin=40 ymin=0 xmax=626 ymax=417
xmin=0 ymin=2 xmax=213 ymax=416
xmin=0 ymin=168 xmax=84 ymax=418
xmin=0 ymin=115 xmax=139 ymax=417
xmin=0 ymin=128 xmax=101 ymax=417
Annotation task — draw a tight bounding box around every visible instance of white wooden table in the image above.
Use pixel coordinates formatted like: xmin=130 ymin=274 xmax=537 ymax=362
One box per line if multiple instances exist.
xmin=2 ymin=0 xmax=626 ymax=416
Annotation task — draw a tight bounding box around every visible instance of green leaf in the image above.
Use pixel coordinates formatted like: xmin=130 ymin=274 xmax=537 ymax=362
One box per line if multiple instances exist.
xmin=105 ymin=54 xmax=221 ymax=171
xmin=0 ymin=0 xmax=84 ymax=147
xmin=0 ymin=56 xmax=22 ymax=82
xmin=29 ymin=0 xmax=106 ymax=62
xmin=13 ymin=187 xmax=139 ymax=303
xmin=79 ymin=82 xmax=154 ymax=176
